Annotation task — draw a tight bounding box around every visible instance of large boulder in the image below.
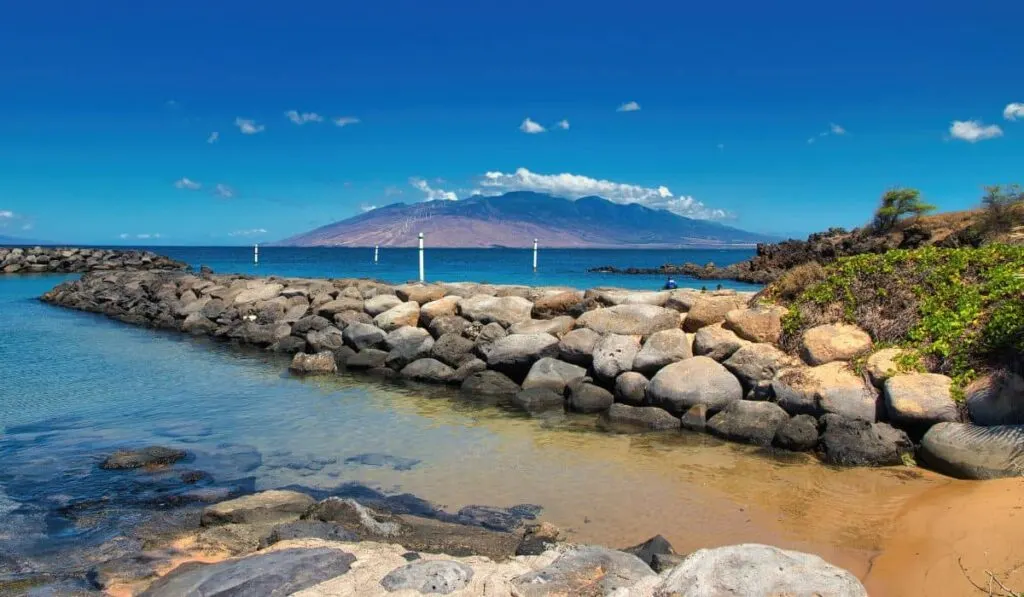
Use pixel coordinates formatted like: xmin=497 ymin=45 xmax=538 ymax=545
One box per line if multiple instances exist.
xmin=723 ymin=305 xmax=788 ymax=343
xmin=509 ymin=316 xmax=575 ymax=337
xmin=345 ymin=349 xmax=389 ymax=370
xmin=589 ymin=289 xmax=669 ymax=306
xmin=614 ymin=371 xmax=649 ymax=405
xmin=306 ymin=326 xmax=344 ymax=353
xmin=395 ymin=283 xmax=446 ymax=305
xmin=289 ymin=351 xmax=338 ymax=375
xmin=233 ymin=282 xmax=284 ymax=305
xmin=557 ymin=328 xmax=601 ymax=366
xmin=683 ymin=295 xmax=745 ymax=332
xmin=430 ymin=333 xmax=476 ymax=367
xmin=200 ymin=490 xmax=316 ymax=527
xmin=884 ymin=373 xmax=958 ymax=428
xmin=428 ymin=315 xmax=471 ymax=339
xmin=648 ymin=357 xmax=743 ymax=415
xmin=602 ymin=403 xmax=680 ymax=431
xmin=865 ymin=347 xmax=906 ymax=387
xmin=566 ymin=379 xmax=615 ymax=413
xmin=458 ymin=295 xmax=533 ymax=327
xmin=707 ymin=400 xmax=791 ymax=446
xmin=692 ymin=323 xmax=749 ymax=362
xmin=920 ymin=422 xmax=1024 ymax=479
xmin=773 ymin=362 xmax=881 ymax=421
xmin=461 ymin=370 xmax=520 ymax=397
xmin=478 ymin=333 xmax=559 ymax=380
xmin=316 ymin=297 xmax=364 ymax=318
xmin=633 ymin=328 xmax=692 ymax=375
xmin=723 ymin=343 xmax=796 ymax=392
xmin=592 ymin=334 xmax=641 ymax=380
xmin=655 ymin=544 xmax=867 ymax=596
xmin=384 ymin=326 xmax=435 ymax=369
xmin=293 ymin=314 xmax=331 ymax=335
xmin=521 ymin=357 xmax=587 ymax=393
xmin=800 ymin=323 xmax=873 ymax=365
xmin=373 ymin=302 xmax=421 ymax=332
xmin=512 ymin=388 xmax=566 ymax=412
xmin=819 ymin=414 xmax=913 ymax=466
xmin=257 ymin=521 xmax=357 ymax=549
xmin=363 ymin=294 xmax=403 ymax=317
xmin=342 ymin=322 xmax=386 ymax=351
xmin=138 ymin=547 xmax=354 ymax=597
xmin=966 ymin=371 xmax=1024 ymax=426
xmin=576 ymin=304 xmax=680 ymax=336
xmin=511 ymin=546 xmax=656 ymax=597
xmin=380 ymin=560 xmax=474 ymax=595
xmin=400 ymin=358 xmax=456 ymax=384
xmin=665 ymin=288 xmax=703 ymax=312
xmin=532 ymin=291 xmax=585 ymax=318
xmin=182 ymin=313 xmax=218 ymax=335
xmin=773 ymin=414 xmax=820 ymax=451
xmin=418 ymin=296 xmax=462 ymax=325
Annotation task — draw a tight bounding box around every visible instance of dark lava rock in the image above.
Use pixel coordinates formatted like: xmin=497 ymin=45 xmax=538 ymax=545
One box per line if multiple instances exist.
xmin=345 ymin=348 xmax=388 ymax=370
xmin=566 ymin=379 xmax=614 ymax=414
xmin=456 ymin=504 xmax=541 ymax=532
xmin=460 ymin=370 xmax=521 ymax=397
xmin=706 ymin=400 xmax=790 ymax=446
xmin=516 ymin=522 xmax=563 ymax=556
xmin=819 ymin=414 xmax=913 ymax=466
xmin=773 ymin=414 xmax=820 ymax=451
xmin=292 ymin=315 xmax=331 ymax=335
xmin=623 ymin=534 xmax=675 ymax=568
xmin=380 ymin=560 xmax=475 ymax=595
xmin=511 ymin=388 xmax=565 ymax=412
xmin=138 ymin=547 xmax=355 ymax=597
xmin=100 ymin=446 xmax=187 ymax=470
xmin=344 ymin=453 xmax=421 ymax=471
xmin=652 ymin=553 xmax=687 ymax=573
xmin=257 ymin=520 xmax=358 ymax=549
xmin=601 ymin=403 xmax=680 ymax=431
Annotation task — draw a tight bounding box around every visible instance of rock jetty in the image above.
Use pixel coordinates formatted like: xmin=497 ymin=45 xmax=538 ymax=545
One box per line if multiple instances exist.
xmin=0 ymin=246 xmax=187 ymax=274
xmin=40 ymin=269 xmax=1022 ymax=479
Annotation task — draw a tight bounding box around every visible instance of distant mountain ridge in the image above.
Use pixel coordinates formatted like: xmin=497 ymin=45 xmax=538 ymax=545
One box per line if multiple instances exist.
xmin=279 ymin=192 xmax=774 ymax=248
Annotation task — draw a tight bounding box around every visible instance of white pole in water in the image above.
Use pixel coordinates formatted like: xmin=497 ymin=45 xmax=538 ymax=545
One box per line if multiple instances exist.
xmin=374 ymin=244 xmax=379 ymax=264
xmin=254 ymin=243 xmax=259 ymax=265
xmin=532 ymin=238 xmax=538 ymax=272
xmin=418 ymin=233 xmax=425 ymax=282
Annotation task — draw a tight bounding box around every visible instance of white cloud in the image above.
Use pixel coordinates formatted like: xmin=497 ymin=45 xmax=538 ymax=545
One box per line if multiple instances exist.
xmin=360 ymin=204 xmax=377 ymax=212
xmin=119 ymin=233 xmax=129 ymax=239
xmin=235 ymin=117 xmax=265 ymax=135
xmin=830 ymin=123 xmax=846 ymax=135
xmin=174 ymin=177 xmax=202 ymax=190
xmin=410 ymin=177 xmax=458 ymax=201
xmin=520 ymin=118 xmax=546 ymax=134
xmin=617 ymin=101 xmax=641 ymax=112
xmin=285 ymin=110 xmax=323 ymax=125
xmin=950 ymin=120 xmax=1004 ymax=142
xmin=125 ymin=233 xmax=161 ymax=240
xmin=229 ymin=228 xmax=268 ymax=237
xmin=214 ymin=184 xmax=235 ymax=199
xmin=21 ymin=223 xmax=32 ymax=231
xmin=556 ymin=119 xmax=570 ymax=130
xmin=333 ymin=117 xmax=360 ymax=127
xmin=1004 ymin=103 xmax=1024 ymax=121
xmin=476 ymin=167 xmax=727 ymax=219
xmin=0 ymin=210 xmax=13 ymax=219
xmin=207 ymin=132 xmax=219 ymax=144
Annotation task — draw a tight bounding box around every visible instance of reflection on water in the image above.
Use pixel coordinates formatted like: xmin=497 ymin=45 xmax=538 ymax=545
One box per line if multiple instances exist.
xmin=0 ymin=275 xmax=946 ymax=586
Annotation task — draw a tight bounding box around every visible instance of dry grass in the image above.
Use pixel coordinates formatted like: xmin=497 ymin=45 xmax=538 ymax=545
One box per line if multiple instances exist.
xmin=771 ymin=262 xmax=827 ymax=302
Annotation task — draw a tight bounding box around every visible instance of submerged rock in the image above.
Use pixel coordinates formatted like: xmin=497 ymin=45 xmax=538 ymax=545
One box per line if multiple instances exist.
xmin=461 ymin=370 xmax=520 ymax=397
xmin=706 ymin=400 xmax=790 ymax=446
xmin=566 ymin=379 xmax=615 ymax=414
xmin=100 ymin=446 xmax=187 ymax=470
xmin=773 ymin=414 xmax=820 ymax=451
xmin=200 ymin=490 xmax=315 ymax=527
xmin=602 ymin=403 xmax=680 ymax=431
xmin=512 ymin=388 xmax=566 ymax=412
xmin=288 ymin=351 xmax=338 ymax=375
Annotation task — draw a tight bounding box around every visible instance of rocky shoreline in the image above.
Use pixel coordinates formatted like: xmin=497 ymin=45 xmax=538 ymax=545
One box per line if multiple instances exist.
xmin=39 ymin=268 xmax=1024 ymax=481
xmin=0 ymin=246 xmax=187 ymax=274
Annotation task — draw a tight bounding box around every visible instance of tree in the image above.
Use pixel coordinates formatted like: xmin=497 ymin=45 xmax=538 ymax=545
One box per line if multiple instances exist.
xmin=979 ymin=184 xmax=1024 ymax=236
xmin=872 ymin=187 xmax=935 ymax=232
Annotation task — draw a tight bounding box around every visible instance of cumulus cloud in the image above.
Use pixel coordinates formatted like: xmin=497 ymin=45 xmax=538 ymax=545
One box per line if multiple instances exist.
xmin=228 ymin=228 xmax=267 ymax=237
xmin=950 ymin=120 xmax=1004 ymax=142
xmin=519 ymin=118 xmax=546 ymax=134
xmin=207 ymin=132 xmax=219 ymax=144
xmin=174 ymin=177 xmax=202 ymax=190
xmin=0 ymin=210 xmax=13 ymax=219
xmin=556 ymin=119 xmax=570 ymax=130
xmin=285 ymin=110 xmax=323 ymax=125
xmin=617 ymin=101 xmax=641 ymax=112
xmin=333 ymin=117 xmax=360 ymax=127
xmin=830 ymin=123 xmax=846 ymax=135
xmin=410 ymin=177 xmax=457 ymax=201
xmin=475 ymin=168 xmax=727 ymax=219
xmin=1004 ymin=103 xmax=1024 ymax=121
xmin=234 ymin=117 xmax=265 ymax=135
xmin=214 ymin=184 xmax=235 ymax=199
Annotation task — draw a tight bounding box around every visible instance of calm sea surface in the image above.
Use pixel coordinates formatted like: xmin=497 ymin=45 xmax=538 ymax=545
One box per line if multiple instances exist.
xmin=0 ymin=251 xmax=939 ymax=589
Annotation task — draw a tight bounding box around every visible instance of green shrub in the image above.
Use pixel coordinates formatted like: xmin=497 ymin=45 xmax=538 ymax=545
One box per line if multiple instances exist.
xmin=977 ymin=184 xmax=1024 ymax=238
xmin=871 ymin=187 xmax=936 ymax=233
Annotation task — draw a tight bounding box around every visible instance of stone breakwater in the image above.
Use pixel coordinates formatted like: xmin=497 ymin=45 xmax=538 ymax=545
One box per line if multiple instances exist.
xmin=41 ymin=270 xmax=1024 ymax=480
xmin=0 ymin=246 xmax=188 ymax=274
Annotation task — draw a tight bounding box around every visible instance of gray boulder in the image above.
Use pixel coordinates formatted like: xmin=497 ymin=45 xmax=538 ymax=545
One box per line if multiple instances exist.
xmin=257 ymin=520 xmax=357 ymax=549
xmin=773 ymin=362 xmax=880 ymax=422
xmin=773 ymin=414 xmax=820 ymax=451
xmin=419 ymin=296 xmax=462 ymax=326
xmin=819 ymin=414 xmax=913 ymax=466
xmin=511 ymin=546 xmax=655 ymax=597
xmin=428 ymin=315 xmax=470 ymax=339
xmin=509 ymin=316 xmax=575 ymax=337
xmin=306 ymin=326 xmax=344 ymax=353
xmin=343 ymin=322 xmax=386 ymax=351
xmin=707 ymin=400 xmax=790 ymax=446
xmin=576 ymin=304 xmax=680 ymax=336
xmin=373 ymin=302 xmax=421 ymax=332
xmin=289 ymin=351 xmax=338 ymax=375
xmin=384 ymin=326 xmax=435 ymax=369
xmin=363 ymin=294 xmax=403 ymax=317
xmin=200 ymin=490 xmax=316 ymax=527
xmin=566 ymin=379 xmax=615 ymax=413
xmin=400 ymin=358 xmax=456 ymax=384
xmin=633 ymin=328 xmax=692 ymax=375
xmin=654 ymin=543 xmax=867 ymax=597
xmin=647 ymin=356 xmax=743 ymax=415
xmin=139 ymin=547 xmax=354 ymax=597
xmin=920 ymin=422 xmax=1024 ymax=479
xmin=293 ymin=314 xmax=331 ymax=335
xmin=430 ymin=333 xmax=476 ymax=367
xmin=182 ymin=313 xmax=218 ymax=335
xmin=452 ymin=358 xmax=488 ymax=383
xmin=692 ymin=323 xmax=749 ymax=362
xmin=557 ymin=328 xmax=601 ymax=366
xmin=316 ymin=298 xmax=364 ymax=318
xmin=521 ymin=357 xmax=587 ymax=393
xmin=346 ymin=349 xmax=389 ymax=370
xmin=478 ymin=333 xmax=559 ymax=380
xmin=380 ymin=560 xmax=474 ymax=595
xmin=614 ymin=371 xmax=649 ymax=406
xmin=966 ymin=371 xmax=1024 ymax=426
xmin=884 ymin=373 xmax=958 ymax=428
xmin=592 ymin=334 xmax=641 ymax=380
xmin=458 ymin=295 xmax=534 ymax=327
xmin=723 ymin=343 xmax=795 ymax=392
xmin=602 ymin=403 xmax=680 ymax=431
xmin=512 ymin=388 xmax=566 ymax=412
xmin=680 ymin=404 xmax=707 ymax=432
xmin=460 ymin=370 xmax=520 ymax=397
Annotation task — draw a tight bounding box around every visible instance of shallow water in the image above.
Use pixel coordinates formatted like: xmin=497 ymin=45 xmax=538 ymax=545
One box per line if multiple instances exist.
xmin=0 ymin=274 xmax=998 ymax=596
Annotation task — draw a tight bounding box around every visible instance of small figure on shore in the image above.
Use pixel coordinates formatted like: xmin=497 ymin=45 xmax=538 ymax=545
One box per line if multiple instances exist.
xmin=664 ymin=277 xmax=678 ymax=290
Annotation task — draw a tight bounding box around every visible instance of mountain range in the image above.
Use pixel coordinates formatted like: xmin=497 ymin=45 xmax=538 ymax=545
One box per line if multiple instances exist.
xmin=279 ymin=192 xmax=773 ymax=248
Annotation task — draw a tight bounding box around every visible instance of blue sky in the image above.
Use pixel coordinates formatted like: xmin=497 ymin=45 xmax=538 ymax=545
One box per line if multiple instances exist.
xmin=1 ymin=0 xmax=1022 ymax=245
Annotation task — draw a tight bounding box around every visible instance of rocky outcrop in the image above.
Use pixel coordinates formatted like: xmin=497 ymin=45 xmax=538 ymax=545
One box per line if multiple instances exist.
xmin=0 ymin=246 xmax=188 ymax=274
